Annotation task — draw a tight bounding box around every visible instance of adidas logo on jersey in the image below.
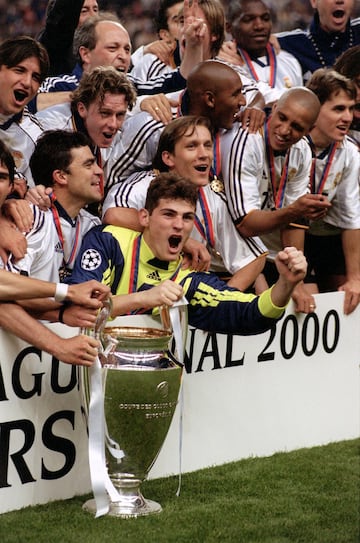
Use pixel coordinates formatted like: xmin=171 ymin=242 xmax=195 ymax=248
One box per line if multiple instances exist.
xmin=54 ymin=241 xmax=63 ymax=253
xmin=146 ymin=270 xmax=161 ymax=281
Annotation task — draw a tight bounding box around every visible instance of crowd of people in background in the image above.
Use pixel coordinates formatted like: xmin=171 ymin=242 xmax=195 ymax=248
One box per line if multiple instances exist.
xmin=2 ymin=0 xmax=359 ymax=47
xmin=0 ymin=0 xmax=359 ymax=367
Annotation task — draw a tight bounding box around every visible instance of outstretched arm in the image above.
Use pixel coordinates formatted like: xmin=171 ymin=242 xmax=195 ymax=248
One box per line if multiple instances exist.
xmin=0 ymin=302 xmax=100 ymax=366
xmin=271 ymin=247 xmax=307 ymax=307
xmin=0 ymin=270 xmax=110 ymax=308
xmin=111 ymin=280 xmax=184 ymax=317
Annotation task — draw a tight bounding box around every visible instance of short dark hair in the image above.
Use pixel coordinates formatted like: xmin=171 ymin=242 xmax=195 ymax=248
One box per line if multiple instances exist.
xmin=71 ymin=66 xmax=137 ymax=113
xmin=0 ymin=140 xmax=15 ymax=183
xmin=0 ymin=36 xmax=49 ymax=82
xmin=145 ymin=172 xmax=198 ymax=215
xmin=306 ymin=68 xmax=357 ymax=104
xmin=30 ymin=130 xmax=93 ymax=187
xmin=153 ymin=115 xmax=213 ymax=171
xmin=156 ymin=0 xmax=182 ymax=33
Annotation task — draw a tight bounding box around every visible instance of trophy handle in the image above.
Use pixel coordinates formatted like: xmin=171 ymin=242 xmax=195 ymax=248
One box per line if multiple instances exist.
xmin=94 ymin=297 xmax=113 ymax=340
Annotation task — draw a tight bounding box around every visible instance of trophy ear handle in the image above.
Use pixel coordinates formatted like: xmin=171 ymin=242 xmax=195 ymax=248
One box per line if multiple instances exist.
xmin=94 ymin=297 xmax=113 ymax=340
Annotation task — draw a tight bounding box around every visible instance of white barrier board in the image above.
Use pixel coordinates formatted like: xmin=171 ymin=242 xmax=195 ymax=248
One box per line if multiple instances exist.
xmin=0 ymin=292 xmax=359 ymax=513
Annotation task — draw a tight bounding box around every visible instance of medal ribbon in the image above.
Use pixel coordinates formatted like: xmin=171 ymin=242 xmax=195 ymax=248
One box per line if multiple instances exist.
xmin=194 ymin=188 xmax=215 ymax=248
xmin=307 ymin=136 xmax=338 ymax=194
xmin=50 ymin=195 xmax=81 ymax=270
xmin=239 ymin=44 xmax=277 ymax=88
xmin=264 ymin=120 xmax=290 ymax=208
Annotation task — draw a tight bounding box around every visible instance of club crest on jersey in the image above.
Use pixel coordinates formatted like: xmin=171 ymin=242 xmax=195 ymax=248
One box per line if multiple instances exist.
xmin=81 ymin=249 xmax=102 ymax=270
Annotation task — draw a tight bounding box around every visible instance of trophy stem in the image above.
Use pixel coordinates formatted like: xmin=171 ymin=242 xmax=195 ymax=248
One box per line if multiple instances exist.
xmin=83 ymin=474 xmax=162 ymax=518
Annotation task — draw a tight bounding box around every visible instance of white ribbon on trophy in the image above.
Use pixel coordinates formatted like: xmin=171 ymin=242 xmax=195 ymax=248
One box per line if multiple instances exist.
xmin=87 ymin=296 xmax=188 ymax=517
xmin=166 ymin=298 xmax=188 ymax=497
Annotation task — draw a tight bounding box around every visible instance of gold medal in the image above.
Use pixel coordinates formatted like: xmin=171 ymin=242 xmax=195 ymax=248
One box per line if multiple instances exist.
xmin=210 ymin=176 xmax=224 ymax=193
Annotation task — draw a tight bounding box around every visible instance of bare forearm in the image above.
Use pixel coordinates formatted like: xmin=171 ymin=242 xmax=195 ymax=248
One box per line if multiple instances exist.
xmin=111 ymin=292 xmax=151 ymax=317
xmin=227 ymin=256 xmax=266 ymax=291
xmin=281 ymin=227 xmax=305 ymax=251
xmin=36 ymin=91 xmax=71 ymax=111
xmin=238 ymin=208 xmax=301 ymax=237
xmin=103 ymin=207 xmax=142 ymax=231
xmin=0 ymin=303 xmax=63 ymax=354
xmin=0 ymin=271 xmax=58 ymax=300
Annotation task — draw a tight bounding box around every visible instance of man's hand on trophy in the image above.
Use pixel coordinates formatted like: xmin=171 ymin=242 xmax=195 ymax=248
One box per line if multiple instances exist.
xmin=67 ymin=281 xmax=111 ymax=307
xmin=51 ymin=334 xmax=100 ymax=366
xmin=144 ymin=280 xmax=184 ymax=309
xmin=59 ymin=303 xmax=99 ymax=328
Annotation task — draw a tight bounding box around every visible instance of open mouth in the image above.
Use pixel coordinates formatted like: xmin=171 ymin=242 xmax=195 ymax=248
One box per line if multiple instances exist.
xmin=168 ymin=235 xmax=182 ymax=249
xmin=194 ymin=165 xmax=208 ymax=172
xmin=333 ymin=10 xmax=345 ymax=19
xmin=103 ymin=132 xmax=114 ymax=140
xmin=14 ymin=90 xmax=28 ymax=102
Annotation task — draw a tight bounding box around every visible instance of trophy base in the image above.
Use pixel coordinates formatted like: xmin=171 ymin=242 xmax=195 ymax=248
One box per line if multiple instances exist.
xmin=82 ymin=496 xmax=162 ymax=518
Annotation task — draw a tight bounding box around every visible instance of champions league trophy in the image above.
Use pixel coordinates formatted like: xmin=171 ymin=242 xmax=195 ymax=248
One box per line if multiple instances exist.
xmin=82 ymin=300 xmax=185 ymax=518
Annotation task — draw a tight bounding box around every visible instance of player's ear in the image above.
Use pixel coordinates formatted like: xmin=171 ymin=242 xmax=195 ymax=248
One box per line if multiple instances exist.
xmin=162 ymin=150 xmax=175 ymax=168
xmin=139 ymin=208 xmax=149 ymax=228
xmin=53 ymin=169 xmax=67 ymax=185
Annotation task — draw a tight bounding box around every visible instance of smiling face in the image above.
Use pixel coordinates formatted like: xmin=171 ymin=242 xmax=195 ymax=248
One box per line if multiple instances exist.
xmin=230 ymin=0 xmax=272 ymax=56
xmin=81 ymin=21 xmax=132 ymax=73
xmin=268 ymin=98 xmax=317 ymax=151
xmin=0 ymin=56 xmax=41 ymax=116
xmin=310 ymin=0 xmax=354 ymax=33
xmin=310 ymin=89 xmax=355 ymax=147
xmin=140 ymin=198 xmax=195 ymax=261
xmin=57 ymin=145 xmax=103 ymax=208
xmin=162 ymin=125 xmax=213 ymax=186
xmin=77 ymin=91 xmax=128 ymax=148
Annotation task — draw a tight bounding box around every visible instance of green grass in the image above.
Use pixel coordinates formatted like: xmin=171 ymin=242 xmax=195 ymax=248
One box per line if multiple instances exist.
xmin=0 ymin=439 xmax=359 ymax=543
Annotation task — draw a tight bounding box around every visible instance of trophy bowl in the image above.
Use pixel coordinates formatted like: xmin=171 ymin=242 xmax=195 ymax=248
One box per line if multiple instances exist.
xmin=82 ymin=325 xmax=182 ymax=518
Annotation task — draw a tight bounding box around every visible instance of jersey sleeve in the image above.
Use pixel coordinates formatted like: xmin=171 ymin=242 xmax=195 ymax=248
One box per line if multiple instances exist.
xmin=68 ymin=225 xmax=125 ymax=293
xmin=181 ymin=271 xmax=286 ymax=335
xmin=221 ymin=128 xmax=264 ymax=224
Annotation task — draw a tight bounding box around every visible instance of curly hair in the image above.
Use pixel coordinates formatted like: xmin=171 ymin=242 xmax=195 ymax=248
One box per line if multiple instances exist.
xmin=70 ymin=66 xmax=137 ymax=113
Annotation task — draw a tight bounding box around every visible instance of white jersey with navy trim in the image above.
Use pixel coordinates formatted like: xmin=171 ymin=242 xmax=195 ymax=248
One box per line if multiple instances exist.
xmin=234 ymin=49 xmax=303 ymax=92
xmin=102 ymin=169 xmax=267 ymax=276
xmin=220 ymin=123 xmax=312 ymax=220
xmin=0 ymin=108 xmax=43 ymax=187
xmin=308 ymin=136 xmax=360 ymax=233
xmin=220 ymin=122 xmax=312 ymax=256
xmin=5 ymin=205 xmax=100 ymax=281
xmin=130 ymin=52 xmax=174 ymax=83
xmin=106 ymin=112 xmax=165 ymax=189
